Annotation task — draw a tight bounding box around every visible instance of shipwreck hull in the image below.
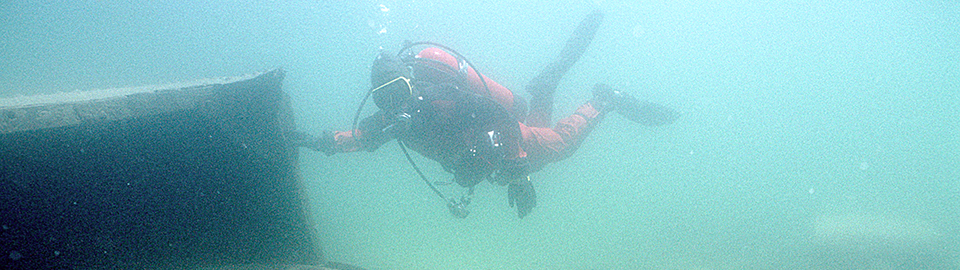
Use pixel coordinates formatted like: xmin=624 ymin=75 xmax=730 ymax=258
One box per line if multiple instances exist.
xmin=0 ymin=69 xmax=322 ymax=269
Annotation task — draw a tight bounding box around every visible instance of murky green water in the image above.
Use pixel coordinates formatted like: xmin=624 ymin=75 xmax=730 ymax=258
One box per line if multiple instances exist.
xmin=4 ymin=0 xmax=957 ymax=269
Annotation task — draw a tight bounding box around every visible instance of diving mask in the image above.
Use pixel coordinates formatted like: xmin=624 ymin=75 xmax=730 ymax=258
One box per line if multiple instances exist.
xmin=371 ymin=76 xmax=412 ymax=111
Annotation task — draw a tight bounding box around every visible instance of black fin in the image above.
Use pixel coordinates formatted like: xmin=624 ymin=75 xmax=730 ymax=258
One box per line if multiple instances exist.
xmin=617 ymin=97 xmax=679 ymax=126
xmin=526 ymin=10 xmax=605 ymax=127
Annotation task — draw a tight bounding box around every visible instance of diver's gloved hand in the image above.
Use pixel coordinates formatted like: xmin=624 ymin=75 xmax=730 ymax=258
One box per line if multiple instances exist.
xmin=284 ymin=130 xmax=336 ymax=156
xmin=508 ymin=177 xmax=537 ymax=218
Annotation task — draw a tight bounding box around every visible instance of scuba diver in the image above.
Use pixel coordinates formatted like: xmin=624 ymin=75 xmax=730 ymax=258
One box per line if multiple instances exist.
xmin=291 ymin=10 xmax=677 ymax=218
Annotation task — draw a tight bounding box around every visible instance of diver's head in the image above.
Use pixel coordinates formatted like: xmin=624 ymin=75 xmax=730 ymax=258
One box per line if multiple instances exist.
xmin=370 ymin=51 xmax=413 ymax=111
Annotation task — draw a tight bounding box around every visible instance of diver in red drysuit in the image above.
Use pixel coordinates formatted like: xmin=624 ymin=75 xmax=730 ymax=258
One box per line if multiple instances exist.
xmin=293 ymin=11 xmax=677 ymax=218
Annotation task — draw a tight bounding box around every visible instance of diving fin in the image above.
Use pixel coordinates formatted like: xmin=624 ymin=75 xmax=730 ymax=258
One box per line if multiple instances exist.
xmin=617 ymin=97 xmax=679 ymax=126
xmin=592 ymin=83 xmax=678 ymax=126
xmin=526 ymin=10 xmax=605 ymax=127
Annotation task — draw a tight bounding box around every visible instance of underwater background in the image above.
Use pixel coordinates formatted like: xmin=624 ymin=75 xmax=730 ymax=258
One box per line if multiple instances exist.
xmin=3 ymin=0 xmax=958 ymax=269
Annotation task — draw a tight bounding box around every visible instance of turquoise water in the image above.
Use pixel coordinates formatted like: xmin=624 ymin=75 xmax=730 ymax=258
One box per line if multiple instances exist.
xmin=4 ymin=0 xmax=958 ymax=269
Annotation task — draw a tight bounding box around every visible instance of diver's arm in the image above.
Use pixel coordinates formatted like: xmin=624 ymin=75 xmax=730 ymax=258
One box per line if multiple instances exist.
xmin=496 ymin=144 xmax=537 ymax=219
xmin=294 ymin=110 xmax=395 ymax=155
xmin=468 ymin=95 xmax=538 ymax=218
xmin=332 ymin=110 xmax=394 ymax=153
xmin=285 ymin=130 xmax=335 ymax=154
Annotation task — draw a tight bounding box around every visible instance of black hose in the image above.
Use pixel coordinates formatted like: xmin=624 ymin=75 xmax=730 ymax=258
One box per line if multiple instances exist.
xmin=397 ymin=140 xmax=447 ymax=200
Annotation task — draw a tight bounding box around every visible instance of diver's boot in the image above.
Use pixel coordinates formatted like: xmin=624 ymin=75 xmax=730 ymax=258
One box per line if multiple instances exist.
xmin=590 ymin=83 xmax=627 ymax=114
xmin=590 ymin=83 xmax=678 ymax=126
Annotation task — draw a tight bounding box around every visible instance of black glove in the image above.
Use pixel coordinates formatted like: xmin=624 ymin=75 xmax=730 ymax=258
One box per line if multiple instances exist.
xmin=508 ymin=177 xmax=537 ymax=218
xmin=285 ymin=130 xmax=336 ymax=156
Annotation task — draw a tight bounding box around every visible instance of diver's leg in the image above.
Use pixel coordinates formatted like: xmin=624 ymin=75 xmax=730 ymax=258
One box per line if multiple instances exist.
xmin=519 ymin=101 xmax=604 ymax=167
xmin=525 ymin=10 xmax=604 ymax=128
